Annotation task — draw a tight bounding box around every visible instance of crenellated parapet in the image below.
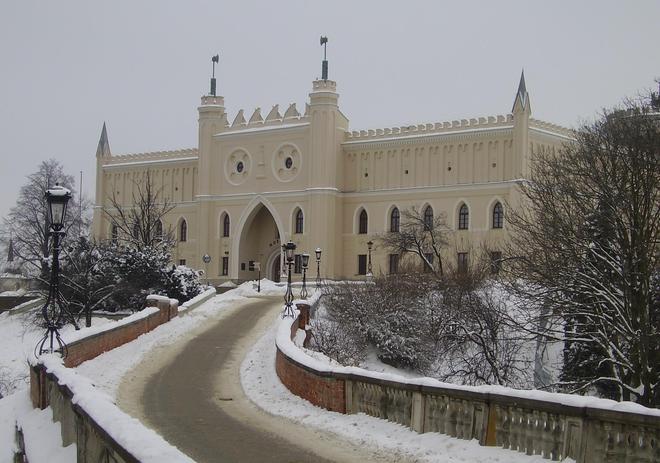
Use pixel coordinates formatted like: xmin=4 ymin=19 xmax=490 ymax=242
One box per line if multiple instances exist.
xmin=102 ymin=148 xmax=198 ymax=166
xmin=529 ymin=118 xmax=574 ymax=138
xmin=345 ymin=114 xmax=514 ymax=142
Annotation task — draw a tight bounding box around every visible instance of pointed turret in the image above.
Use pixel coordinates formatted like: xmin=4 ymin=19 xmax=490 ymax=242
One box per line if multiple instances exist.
xmin=7 ymin=237 xmax=14 ymax=262
xmin=512 ymin=70 xmax=531 ymax=113
xmin=96 ymin=122 xmax=111 ymax=158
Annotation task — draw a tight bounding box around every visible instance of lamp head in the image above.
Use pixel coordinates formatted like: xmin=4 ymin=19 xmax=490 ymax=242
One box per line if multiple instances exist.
xmin=315 ymin=247 xmax=322 ymax=261
xmin=284 ymin=241 xmax=296 ymax=262
xmin=302 ymin=253 xmax=310 ymax=268
xmin=367 ymin=240 xmax=373 ymax=251
xmin=45 ymin=183 xmax=72 ymax=231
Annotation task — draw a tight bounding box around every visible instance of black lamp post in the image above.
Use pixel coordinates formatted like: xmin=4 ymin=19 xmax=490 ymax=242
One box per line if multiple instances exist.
xmin=255 ymin=261 xmax=261 ymax=292
xmin=282 ymin=241 xmax=296 ymax=317
xmin=300 ymin=253 xmax=310 ymax=299
xmin=367 ymin=240 xmax=374 ymax=279
xmin=36 ymin=184 xmax=75 ymax=357
xmin=315 ymin=247 xmax=322 ymax=289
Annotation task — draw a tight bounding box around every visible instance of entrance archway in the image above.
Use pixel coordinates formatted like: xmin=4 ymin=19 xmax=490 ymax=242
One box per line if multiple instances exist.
xmin=271 ymin=255 xmax=281 ymax=283
xmin=236 ymin=203 xmax=282 ymax=282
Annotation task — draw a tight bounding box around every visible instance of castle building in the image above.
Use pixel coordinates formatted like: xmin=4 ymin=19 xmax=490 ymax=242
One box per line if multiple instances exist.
xmin=92 ymin=58 xmax=571 ymax=284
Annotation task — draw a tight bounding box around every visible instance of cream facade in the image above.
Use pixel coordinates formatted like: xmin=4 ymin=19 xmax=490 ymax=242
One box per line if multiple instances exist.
xmin=92 ymin=71 xmax=571 ymax=284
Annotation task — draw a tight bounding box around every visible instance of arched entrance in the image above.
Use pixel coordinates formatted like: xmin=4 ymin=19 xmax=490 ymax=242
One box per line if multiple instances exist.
xmin=236 ymin=203 xmax=282 ymax=282
xmin=271 ymin=255 xmax=281 ymax=283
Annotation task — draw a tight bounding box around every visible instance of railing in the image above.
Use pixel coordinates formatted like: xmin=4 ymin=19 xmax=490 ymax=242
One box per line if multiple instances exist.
xmin=276 ymin=305 xmax=660 ymax=463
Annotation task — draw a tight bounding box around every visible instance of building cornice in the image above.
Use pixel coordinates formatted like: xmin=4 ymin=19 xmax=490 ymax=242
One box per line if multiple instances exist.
xmin=102 ymin=156 xmax=198 ymax=170
xmin=214 ymin=122 xmax=310 ymax=138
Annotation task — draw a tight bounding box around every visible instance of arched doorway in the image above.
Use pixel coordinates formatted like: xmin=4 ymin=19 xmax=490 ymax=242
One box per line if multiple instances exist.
xmin=271 ymin=255 xmax=281 ymax=283
xmin=236 ymin=203 xmax=282 ymax=282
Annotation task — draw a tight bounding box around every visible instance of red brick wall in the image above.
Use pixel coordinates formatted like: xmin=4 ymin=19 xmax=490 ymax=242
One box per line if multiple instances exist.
xmin=275 ymin=311 xmax=346 ymax=414
xmin=64 ymin=300 xmax=177 ymax=368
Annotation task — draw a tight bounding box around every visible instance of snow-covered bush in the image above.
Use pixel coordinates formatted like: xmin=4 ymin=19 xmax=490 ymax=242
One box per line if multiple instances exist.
xmin=162 ymin=265 xmax=203 ymax=304
xmin=309 ymin=316 xmax=367 ymax=366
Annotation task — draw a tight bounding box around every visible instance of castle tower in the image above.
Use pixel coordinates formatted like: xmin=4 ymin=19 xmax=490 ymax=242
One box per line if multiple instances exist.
xmin=306 ymin=39 xmax=349 ymax=278
xmin=512 ymin=70 xmax=531 ymax=178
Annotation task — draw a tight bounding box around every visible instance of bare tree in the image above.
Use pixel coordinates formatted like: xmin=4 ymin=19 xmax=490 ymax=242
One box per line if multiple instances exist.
xmin=103 ymin=170 xmax=174 ymax=250
xmin=504 ymin=92 xmax=660 ymax=406
xmin=1 ymin=159 xmax=88 ymax=277
xmin=379 ymin=207 xmax=450 ymax=278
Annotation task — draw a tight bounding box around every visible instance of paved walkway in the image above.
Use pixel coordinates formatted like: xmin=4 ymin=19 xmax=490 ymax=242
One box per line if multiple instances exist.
xmin=140 ymin=296 xmax=354 ymax=463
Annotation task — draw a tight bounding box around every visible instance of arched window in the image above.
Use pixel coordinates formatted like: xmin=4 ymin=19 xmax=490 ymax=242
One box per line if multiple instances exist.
xmin=295 ymin=209 xmax=304 ymax=234
xmin=492 ymin=202 xmax=504 ymax=229
xmin=180 ymin=219 xmax=188 ymax=242
xmin=390 ymin=207 xmax=400 ymax=232
xmin=458 ymin=204 xmax=469 ymax=230
xmin=155 ymin=220 xmax=163 ymax=240
xmin=111 ymin=224 xmax=118 ymax=244
xmin=423 ymin=205 xmax=434 ymax=230
xmin=358 ymin=209 xmax=368 ymax=234
xmin=222 ymin=213 xmax=230 ymax=237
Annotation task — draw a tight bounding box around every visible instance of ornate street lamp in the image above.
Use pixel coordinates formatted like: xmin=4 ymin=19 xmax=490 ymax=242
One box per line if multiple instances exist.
xmin=36 ymin=184 xmax=75 ymax=357
xmin=367 ymin=240 xmax=374 ymax=281
xmin=300 ymin=253 xmax=310 ymax=299
xmin=282 ymin=241 xmax=296 ymax=317
xmin=255 ymin=261 xmax=261 ymax=293
xmin=315 ymin=247 xmax=322 ymax=289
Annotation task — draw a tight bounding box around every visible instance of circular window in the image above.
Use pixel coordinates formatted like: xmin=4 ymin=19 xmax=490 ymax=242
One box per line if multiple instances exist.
xmin=225 ymin=149 xmax=251 ymax=185
xmin=272 ymin=144 xmax=302 ymax=182
xmin=236 ymin=161 xmax=244 ymax=173
xmin=285 ymin=157 xmax=293 ymax=169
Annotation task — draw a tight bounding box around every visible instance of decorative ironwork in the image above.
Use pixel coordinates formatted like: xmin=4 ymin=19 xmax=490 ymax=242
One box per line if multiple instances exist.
xmin=35 ymin=185 xmax=76 ymax=357
xmin=367 ymin=240 xmax=374 ymax=279
xmin=300 ymin=253 xmax=310 ymax=299
xmin=282 ymin=241 xmax=296 ymax=317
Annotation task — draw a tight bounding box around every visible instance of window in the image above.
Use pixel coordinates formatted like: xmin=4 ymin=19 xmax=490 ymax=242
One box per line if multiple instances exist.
xmin=423 ymin=205 xmax=434 ymax=230
xmin=424 ymin=252 xmax=434 ymax=272
xmin=179 ymin=259 xmax=186 ymax=266
xmin=390 ymin=207 xmax=400 ymax=232
xmin=294 ymin=254 xmax=303 ymax=274
xmin=155 ymin=220 xmax=163 ymax=240
xmin=295 ymin=209 xmax=304 ymax=234
xmin=492 ymin=202 xmax=504 ymax=229
xmin=389 ymin=254 xmax=399 ymax=274
xmin=358 ymin=209 xmax=368 ymax=234
xmin=222 ymin=213 xmax=230 ymax=237
xmin=222 ymin=256 xmax=229 ymax=276
xmin=490 ymin=251 xmax=502 ymax=274
xmin=457 ymin=252 xmax=468 ymax=273
xmin=111 ymin=224 xmax=118 ymax=244
xmin=458 ymin=204 xmax=469 ymax=230
xmin=179 ymin=220 xmax=188 ymax=242
xmin=358 ymin=254 xmax=367 ymax=275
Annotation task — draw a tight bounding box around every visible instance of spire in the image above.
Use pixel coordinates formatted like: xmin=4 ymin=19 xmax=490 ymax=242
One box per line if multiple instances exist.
xmin=320 ymin=36 xmax=328 ymax=80
xmin=512 ymin=69 xmax=530 ymax=113
xmin=96 ymin=122 xmax=111 ymax=158
xmin=210 ymin=54 xmax=219 ymax=96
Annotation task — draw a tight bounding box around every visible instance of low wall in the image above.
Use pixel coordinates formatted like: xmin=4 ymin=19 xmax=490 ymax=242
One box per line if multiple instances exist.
xmin=64 ymin=295 xmax=178 ymax=368
xmin=276 ymin=304 xmax=660 ymax=463
xmin=29 ymin=357 xmax=194 ymax=463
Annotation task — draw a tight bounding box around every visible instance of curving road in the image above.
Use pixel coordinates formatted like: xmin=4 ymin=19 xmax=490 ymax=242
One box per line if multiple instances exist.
xmin=137 ymin=296 xmax=385 ymax=463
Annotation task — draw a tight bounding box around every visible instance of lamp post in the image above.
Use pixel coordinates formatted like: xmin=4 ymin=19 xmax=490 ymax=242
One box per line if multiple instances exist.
xmin=282 ymin=241 xmax=296 ymax=317
xmin=36 ymin=184 xmax=75 ymax=357
xmin=315 ymin=247 xmax=322 ymax=289
xmin=202 ymin=254 xmax=211 ymax=287
xmin=366 ymin=240 xmax=374 ymax=281
xmin=300 ymin=253 xmax=310 ymax=299
xmin=255 ymin=261 xmax=261 ymax=292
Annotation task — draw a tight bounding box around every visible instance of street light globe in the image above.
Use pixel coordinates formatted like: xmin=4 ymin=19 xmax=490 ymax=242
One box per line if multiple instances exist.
xmin=45 ymin=184 xmax=72 ymax=231
xmin=284 ymin=241 xmax=296 ymax=262
xmin=315 ymin=247 xmax=322 ymax=261
xmin=302 ymin=253 xmax=310 ymax=268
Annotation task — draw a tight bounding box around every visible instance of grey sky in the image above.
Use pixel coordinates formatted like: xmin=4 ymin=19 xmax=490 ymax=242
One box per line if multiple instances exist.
xmin=1 ymin=1 xmax=658 ymax=222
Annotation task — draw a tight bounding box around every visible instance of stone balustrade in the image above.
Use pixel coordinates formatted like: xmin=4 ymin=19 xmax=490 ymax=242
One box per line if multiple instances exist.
xmin=276 ymin=303 xmax=660 ymax=463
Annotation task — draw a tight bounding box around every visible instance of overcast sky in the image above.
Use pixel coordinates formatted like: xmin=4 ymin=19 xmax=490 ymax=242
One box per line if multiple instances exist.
xmin=1 ymin=1 xmax=658 ymax=223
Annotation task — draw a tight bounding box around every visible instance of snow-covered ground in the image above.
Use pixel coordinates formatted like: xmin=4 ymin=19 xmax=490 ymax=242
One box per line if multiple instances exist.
xmin=1 ymin=279 xmax=646 ymax=462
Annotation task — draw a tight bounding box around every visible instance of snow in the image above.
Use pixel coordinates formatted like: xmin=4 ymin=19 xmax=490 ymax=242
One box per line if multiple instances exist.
xmin=242 ymin=313 xmax=565 ymax=463
xmin=17 ymin=399 xmax=76 ymax=463
xmin=275 ymin=311 xmax=660 ymax=418
xmin=35 ymin=355 xmax=194 ymax=463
